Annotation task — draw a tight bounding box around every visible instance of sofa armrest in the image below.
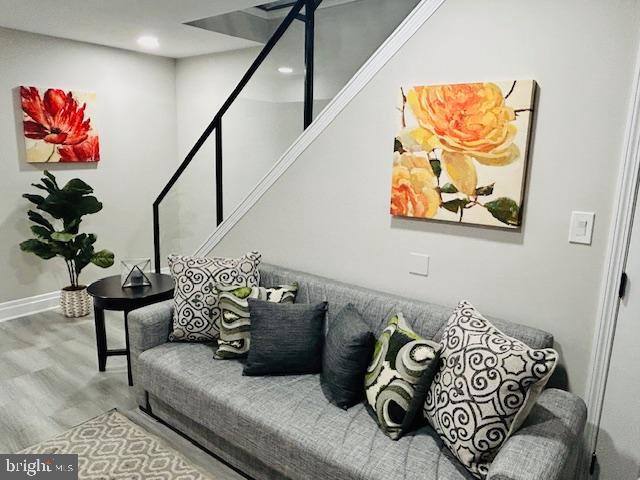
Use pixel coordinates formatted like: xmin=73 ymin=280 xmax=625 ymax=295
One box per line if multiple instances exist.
xmin=487 ymin=388 xmax=587 ymax=480
xmin=128 ymin=300 xmax=173 ymax=405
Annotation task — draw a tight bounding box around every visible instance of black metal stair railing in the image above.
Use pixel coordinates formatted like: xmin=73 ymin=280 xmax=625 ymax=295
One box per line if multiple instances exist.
xmin=152 ymin=0 xmax=321 ymax=273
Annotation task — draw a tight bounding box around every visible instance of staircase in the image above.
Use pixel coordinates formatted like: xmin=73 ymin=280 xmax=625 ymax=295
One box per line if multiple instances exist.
xmin=152 ymin=0 xmax=439 ymax=271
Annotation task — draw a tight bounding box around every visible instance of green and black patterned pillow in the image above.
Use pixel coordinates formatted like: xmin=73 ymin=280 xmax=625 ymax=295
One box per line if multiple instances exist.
xmin=214 ymin=283 xmax=298 ymax=359
xmin=365 ymin=313 xmax=441 ymax=440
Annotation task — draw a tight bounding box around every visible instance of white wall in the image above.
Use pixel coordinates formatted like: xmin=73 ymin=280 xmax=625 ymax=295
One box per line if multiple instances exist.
xmin=209 ymin=0 xmax=640 ymax=397
xmin=0 ymin=27 xmax=178 ymax=302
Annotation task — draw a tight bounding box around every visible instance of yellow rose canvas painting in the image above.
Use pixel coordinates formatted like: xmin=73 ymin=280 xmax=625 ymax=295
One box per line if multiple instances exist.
xmin=391 ymin=80 xmax=536 ymax=228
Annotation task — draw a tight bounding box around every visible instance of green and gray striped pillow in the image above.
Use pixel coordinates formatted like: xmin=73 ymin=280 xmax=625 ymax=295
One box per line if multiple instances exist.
xmin=214 ymin=283 xmax=298 ymax=359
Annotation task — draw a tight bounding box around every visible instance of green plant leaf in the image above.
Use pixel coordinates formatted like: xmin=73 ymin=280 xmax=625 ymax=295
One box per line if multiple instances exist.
xmin=51 ymin=232 xmax=75 ymax=242
xmin=63 ymin=218 xmax=81 ymax=234
xmin=91 ymin=249 xmax=115 ymax=268
xmin=475 ymin=183 xmax=495 ymax=196
xmin=23 ymin=193 xmax=44 ymax=206
xmin=30 ymin=225 xmax=52 ymax=239
xmin=20 ymin=239 xmax=56 ymax=259
xmin=62 ymin=178 xmax=93 ymax=195
xmin=31 ymin=183 xmax=50 ymax=192
xmin=430 ymin=159 xmax=442 ymax=178
xmin=27 ymin=210 xmax=54 ymax=231
xmin=485 ymin=197 xmax=520 ymax=226
xmin=441 ymin=198 xmax=469 ymax=214
xmin=41 ymin=177 xmax=57 ymax=192
xmin=38 ymin=195 xmax=102 ymax=221
xmin=43 ymin=170 xmax=59 ymax=190
xmin=73 ymin=233 xmax=98 ymax=274
xmin=394 ymin=138 xmax=405 ymax=154
xmin=440 ymin=183 xmax=458 ymax=194
xmin=50 ymin=241 xmax=75 ymax=261
xmin=75 ymin=196 xmax=103 ymax=216
xmin=35 ymin=199 xmax=64 ymax=219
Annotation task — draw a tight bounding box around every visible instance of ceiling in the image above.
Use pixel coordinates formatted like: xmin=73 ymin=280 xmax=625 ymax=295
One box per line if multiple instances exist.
xmin=0 ymin=0 xmax=267 ymax=58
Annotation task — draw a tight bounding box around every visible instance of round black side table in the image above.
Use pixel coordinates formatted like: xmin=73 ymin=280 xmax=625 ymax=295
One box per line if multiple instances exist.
xmin=87 ymin=273 xmax=174 ymax=386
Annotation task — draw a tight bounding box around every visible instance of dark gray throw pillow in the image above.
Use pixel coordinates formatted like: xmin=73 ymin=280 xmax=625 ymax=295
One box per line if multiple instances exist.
xmin=321 ymin=304 xmax=374 ymax=409
xmin=243 ymin=300 xmax=328 ymax=376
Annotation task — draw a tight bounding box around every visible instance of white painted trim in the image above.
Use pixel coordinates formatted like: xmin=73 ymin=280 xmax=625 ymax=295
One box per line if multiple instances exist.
xmin=581 ymin=36 xmax=640 ymax=476
xmin=0 ymin=290 xmax=60 ymax=323
xmin=193 ymin=0 xmax=447 ymax=257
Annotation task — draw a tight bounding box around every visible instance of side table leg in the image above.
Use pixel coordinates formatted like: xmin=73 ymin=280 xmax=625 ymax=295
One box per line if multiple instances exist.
xmin=124 ymin=309 xmax=133 ymax=387
xmin=94 ymin=305 xmax=107 ymax=372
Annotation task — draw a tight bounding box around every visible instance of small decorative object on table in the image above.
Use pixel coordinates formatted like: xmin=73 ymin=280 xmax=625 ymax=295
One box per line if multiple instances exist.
xmin=121 ymin=258 xmax=152 ymax=287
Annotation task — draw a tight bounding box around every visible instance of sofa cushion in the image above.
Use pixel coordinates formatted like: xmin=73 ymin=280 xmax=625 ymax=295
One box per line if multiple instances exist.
xmin=424 ymin=301 xmax=558 ymax=479
xmin=139 ymin=342 xmax=476 ymax=480
xmin=214 ymin=283 xmax=298 ymax=359
xmin=365 ymin=312 xmax=441 ymax=440
xmin=258 ymin=264 xmax=554 ymax=350
xmin=321 ymin=304 xmax=374 ymax=410
xmin=168 ymin=252 xmax=261 ymax=342
xmin=244 ymin=300 xmax=327 ymax=376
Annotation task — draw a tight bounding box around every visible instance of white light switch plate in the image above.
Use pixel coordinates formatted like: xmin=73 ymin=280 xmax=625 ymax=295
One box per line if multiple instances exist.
xmin=569 ymin=211 xmax=595 ymax=245
xmin=409 ymin=253 xmax=429 ymax=276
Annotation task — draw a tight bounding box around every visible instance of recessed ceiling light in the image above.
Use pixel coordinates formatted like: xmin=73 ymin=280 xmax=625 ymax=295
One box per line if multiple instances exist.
xmin=278 ymin=66 xmax=294 ymax=74
xmin=137 ymin=35 xmax=159 ymax=49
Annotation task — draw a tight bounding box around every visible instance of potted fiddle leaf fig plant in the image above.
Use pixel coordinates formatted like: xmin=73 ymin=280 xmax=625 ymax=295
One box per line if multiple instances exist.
xmin=20 ymin=171 xmax=115 ymax=318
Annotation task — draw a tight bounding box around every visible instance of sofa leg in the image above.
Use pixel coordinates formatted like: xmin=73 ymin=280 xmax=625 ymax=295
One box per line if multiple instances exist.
xmin=142 ymin=390 xmax=153 ymax=414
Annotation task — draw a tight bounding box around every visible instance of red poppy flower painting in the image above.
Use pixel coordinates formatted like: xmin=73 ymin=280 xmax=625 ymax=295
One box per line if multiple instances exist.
xmin=20 ymin=86 xmax=100 ymax=163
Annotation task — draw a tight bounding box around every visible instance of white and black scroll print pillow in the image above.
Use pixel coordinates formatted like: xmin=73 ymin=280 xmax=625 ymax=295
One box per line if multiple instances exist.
xmin=424 ymin=301 xmax=557 ymax=479
xmin=168 ymin=252 xmax=261 ymax=342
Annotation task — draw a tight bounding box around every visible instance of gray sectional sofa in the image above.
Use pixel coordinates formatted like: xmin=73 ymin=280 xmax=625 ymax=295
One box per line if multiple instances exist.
xmin=129 ymin=264 xmax=587 ymax=480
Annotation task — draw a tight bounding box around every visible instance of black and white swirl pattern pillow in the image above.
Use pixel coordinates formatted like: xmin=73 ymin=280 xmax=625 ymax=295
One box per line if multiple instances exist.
xmin=168 ymin=252 xmax=261 ymax=342
xmin=424 ymin=301 xmax=557 ymax=479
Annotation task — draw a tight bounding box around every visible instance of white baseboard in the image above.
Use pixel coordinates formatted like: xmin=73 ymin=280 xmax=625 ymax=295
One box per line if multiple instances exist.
xmin=193 ymin=0 xmax=447 ymax=257
xmin=0 ymin=290 xmax=60 ymax=323
xmin=0 ymin=268 xmax=172 ymax=323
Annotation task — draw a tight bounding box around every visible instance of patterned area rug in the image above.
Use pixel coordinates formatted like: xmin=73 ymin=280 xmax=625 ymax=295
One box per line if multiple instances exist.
xmin=20 ymin=410 xmax=215 ymax=479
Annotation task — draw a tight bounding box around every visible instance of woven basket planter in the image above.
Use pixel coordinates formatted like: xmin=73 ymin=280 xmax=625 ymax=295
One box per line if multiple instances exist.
xmin=60 ymin=286 xmax=91 ymax=318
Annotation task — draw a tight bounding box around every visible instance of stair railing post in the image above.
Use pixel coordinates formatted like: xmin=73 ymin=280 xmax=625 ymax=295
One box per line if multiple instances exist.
xmin=153 ymin=202 xmax=161 ymax=273
xmin=215 ymin=120 xmax=223 ymax=226
xmin=304 ymin=0 xmax=316 ymax=128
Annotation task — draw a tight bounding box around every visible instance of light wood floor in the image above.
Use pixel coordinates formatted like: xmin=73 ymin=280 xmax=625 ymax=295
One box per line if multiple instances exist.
xmin=0 ymin=308 xmax=245 ymax=480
